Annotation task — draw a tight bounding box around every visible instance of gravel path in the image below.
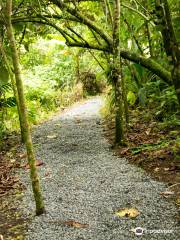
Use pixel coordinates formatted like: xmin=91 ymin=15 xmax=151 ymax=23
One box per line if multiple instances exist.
xmin=20 ymin=97 xmax=179 ymax=239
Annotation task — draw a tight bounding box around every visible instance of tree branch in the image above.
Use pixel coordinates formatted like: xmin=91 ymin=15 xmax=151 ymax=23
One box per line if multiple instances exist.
xmin=66 ymin=41 xmax=172 ymax=84
xmin=50 ymin=0 xmax=112 ymax=46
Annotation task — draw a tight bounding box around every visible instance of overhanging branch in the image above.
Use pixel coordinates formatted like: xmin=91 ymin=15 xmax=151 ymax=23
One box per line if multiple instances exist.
xmin=66 ymin=41 xmax=172 ymax=84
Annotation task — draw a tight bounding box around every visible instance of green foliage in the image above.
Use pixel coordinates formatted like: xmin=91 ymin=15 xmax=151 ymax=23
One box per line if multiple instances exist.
xmin=0 ymin=83 xmax=14 ymax=140
xmin=159 ymin=114 xmax=180 ymax=129
xmin=0 ymin=82 xmax=12 ymax=95
xmin=138 ymin=87 xmax=146 ymax=106
xmin=127 ymin=91 xmax=136 ymax=106
xmin=0 ymin=96 xmax=16 ymax=108
xmin=145 ymin=84 xmax=179 ymax=121
xmin=22 ymin=47 xmax=48 ymax=68
xmin=131 ymin=141 xmax=170 ymax=155
xmin=1 ymin=38 xmax=85 ymax=137
xmin=123 ymin=57 xmax=178 ymax=119
xmin=21 ymin=38 xmax=76 ymax=89
xmin=134 ymin=64 xmax=144 ymax=80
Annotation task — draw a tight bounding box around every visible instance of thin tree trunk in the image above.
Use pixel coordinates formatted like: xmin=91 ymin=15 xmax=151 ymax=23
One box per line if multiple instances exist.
xmin=0 ymin=38 xmax=25 ymax=143
xmin=121 ymin=59 xmax=129 ymax=124
xmin=145 ymin=23 xmax=153 ymax=58
xmin=104 ymin=0 xmax=113 ymax=27
xmin=112 ymin=0 xmax=125 ymax=145
xmin=143 ymin=0 xmax=153 ymax=58
xmin=5 ymin=0 xmax=45 ymax=215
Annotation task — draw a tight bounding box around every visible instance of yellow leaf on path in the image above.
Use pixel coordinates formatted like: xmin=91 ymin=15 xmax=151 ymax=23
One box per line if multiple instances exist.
xmin=115 ymin=208 xmax=140 ymax=218
xmin=47 ymin=134 xmax=57 ymax=139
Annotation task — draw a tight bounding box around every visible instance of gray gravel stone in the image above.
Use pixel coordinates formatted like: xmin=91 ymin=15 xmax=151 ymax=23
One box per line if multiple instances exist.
xmin=19 ymin=97 xmax=179 ymax=239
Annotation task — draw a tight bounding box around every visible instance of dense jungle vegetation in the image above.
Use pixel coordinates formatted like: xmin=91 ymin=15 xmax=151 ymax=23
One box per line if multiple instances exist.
xmin=0 ymin=0 xmax=179 ymax=217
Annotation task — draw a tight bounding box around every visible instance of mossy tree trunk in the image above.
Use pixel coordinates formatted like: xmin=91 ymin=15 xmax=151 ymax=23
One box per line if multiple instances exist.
xmin=121 ymin=59 xmax=129 ymax=124
xmin=155 ymin=0 xmax=180 ymax=104
xmin=5 ymin=0 xmax=45 ymax=215
xmin=112 ymin=0 xmax=125 ymax=145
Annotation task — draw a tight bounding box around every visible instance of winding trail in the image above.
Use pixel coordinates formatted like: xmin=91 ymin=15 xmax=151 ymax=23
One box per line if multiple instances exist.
xmin=21 ymin=97 xmax=179 ymax=239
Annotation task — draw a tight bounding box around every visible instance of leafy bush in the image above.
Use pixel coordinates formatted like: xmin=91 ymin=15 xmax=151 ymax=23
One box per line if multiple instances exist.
xmin=153 ymin=87 xmax=179 ymax=121
xmin=80 ymin=71 xmax=104 ymax=96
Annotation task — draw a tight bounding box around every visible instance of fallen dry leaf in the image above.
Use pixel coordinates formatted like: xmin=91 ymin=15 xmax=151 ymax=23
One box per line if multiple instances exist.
xmin=154 ymin=167 xmax=159 ymax=172
xmin=145 ymin=128 xmax=151 ymax=135
xmin=10 ymin=159 xmax=16 ymax=163
xmin=120 ymin=148 xmax=129 ymax=155
xmin=47 ymin=134 xmax=57 ymax=139
xmin=160 ymin=191 xmax=174 ymax=197
xmin=165 ymin=166 xmax=177 ymax=171
xmin=49 ymin=220 xmax=89 ymax=228
xmin=19 ymin=153 xmax=27 ymax=159
xmin=63 ymin=220 xmax=88 ymax=228
xmin=115 ymin=208 xmax=140 ymax=218
xmin=24 ymin=160 xmax=44 ymax=169
xmin=45 ymin=172 xmax=50 ymax=177
xmin=75 ymin=120 xmax=81 ymax=124
xmin=168 ymin=183 xmax=180 ymax=191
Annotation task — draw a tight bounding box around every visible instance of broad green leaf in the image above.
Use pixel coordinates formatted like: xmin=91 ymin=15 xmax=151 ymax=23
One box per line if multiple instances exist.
xmin=127 ymin=91 xmax=136 ymax=105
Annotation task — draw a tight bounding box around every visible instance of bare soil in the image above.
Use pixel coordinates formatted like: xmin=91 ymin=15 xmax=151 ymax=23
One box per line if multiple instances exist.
xmin=0 ymin=135 xmax=27 ymax=239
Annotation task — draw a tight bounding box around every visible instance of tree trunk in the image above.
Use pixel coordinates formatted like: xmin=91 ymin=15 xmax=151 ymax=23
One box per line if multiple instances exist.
xmin=172 ymin=60 xmax=180 ymax=105
xmin=155 ymin=0 xmax=180 ymax=104
xmin=121 ymin=59 xmax=129 ymax=124
xmin=112 ymin=0 xmax=125 ymax=145
xmin=5 ymin=0 xmax=45 ymax=215
xmin=145 ymin=23 xmax=153 ymax=58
